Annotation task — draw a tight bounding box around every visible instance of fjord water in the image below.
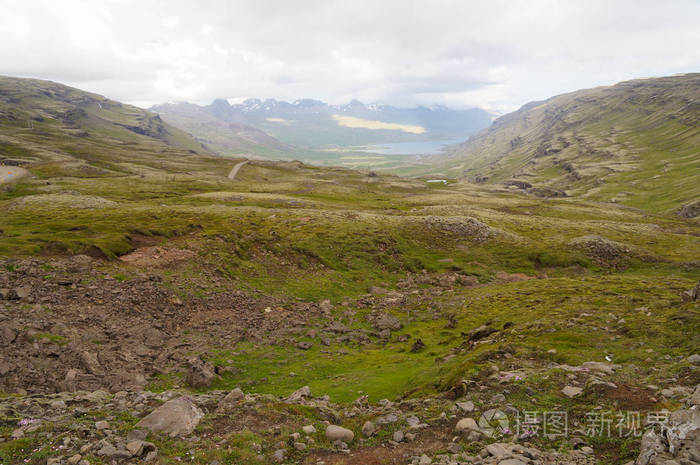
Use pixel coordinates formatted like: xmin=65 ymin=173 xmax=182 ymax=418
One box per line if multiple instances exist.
xmin=356 ymin=138 xmax=463 ymax=155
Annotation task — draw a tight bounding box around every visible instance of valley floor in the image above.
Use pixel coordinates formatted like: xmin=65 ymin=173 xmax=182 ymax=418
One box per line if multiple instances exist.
xmin=0 ymin=158 xmax=698 ymax=465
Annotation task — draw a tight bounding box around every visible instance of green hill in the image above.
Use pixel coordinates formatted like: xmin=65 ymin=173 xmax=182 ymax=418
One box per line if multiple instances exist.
xmin=0 ymin=75 xmax=214 ymax=177
xmin=431 ymin=74 xmax=700 ymax=215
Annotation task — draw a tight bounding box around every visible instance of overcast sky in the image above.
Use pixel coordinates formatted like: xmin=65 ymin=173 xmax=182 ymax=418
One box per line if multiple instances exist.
xmin=1 ymin=0 xmax=698 ymax=113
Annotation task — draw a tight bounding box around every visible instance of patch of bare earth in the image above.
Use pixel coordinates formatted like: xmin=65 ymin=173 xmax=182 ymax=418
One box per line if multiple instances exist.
xmin=120 ymin=246 xmax=195 ymax=268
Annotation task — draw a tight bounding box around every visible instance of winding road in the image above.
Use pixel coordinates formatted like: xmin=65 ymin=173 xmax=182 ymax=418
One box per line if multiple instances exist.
xmin=228 ymin=160 xmax=248 ymax=180
xmin=0 ymin=166 xmax=28 ymax=185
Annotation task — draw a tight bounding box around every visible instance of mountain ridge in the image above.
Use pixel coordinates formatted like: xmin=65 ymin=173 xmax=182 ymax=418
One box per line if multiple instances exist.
xmin=431 ymin=73 xmax=700 ymax=214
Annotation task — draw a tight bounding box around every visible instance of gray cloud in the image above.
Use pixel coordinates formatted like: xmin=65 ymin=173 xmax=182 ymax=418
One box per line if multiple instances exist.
xmin=0 ymin=0 xmax=698 ymax=112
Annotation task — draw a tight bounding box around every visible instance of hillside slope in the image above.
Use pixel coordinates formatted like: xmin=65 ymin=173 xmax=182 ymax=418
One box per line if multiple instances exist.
xmin=0 ymin=76 xmax=214 ymax=177
xmin=437 ymin=74 xmax=700 ymax=214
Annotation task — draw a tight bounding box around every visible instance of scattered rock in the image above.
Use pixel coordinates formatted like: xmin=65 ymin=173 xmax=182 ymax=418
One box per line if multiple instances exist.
xmin=273 ymin=448 xmax=287 ymax=462
xmin=456 ymin=401 xmax=475 ymax=413
xmin=376 ymin=413 xmax=398 ymax=425
xmin=287 ymin=385 xmax=311 ymax=402
xmin=455 ymin=417 xmax=478 ymax=432
xmin=561 ymin=386 xmax=583 ymax=398
xmin=218 ymin=388 xmax=244 ymax=411
xmin=134 ymin=396 xmax=204 ymax=437
xmin=95 ymin=420 xmax=110 ymax=430
xmin=581 ymin=361 xmax=619 ymax=374
xmin=185 ymin=356 xmax=217 ymax=388
xmin=373 ymin=312 xmax=402 ymax=331
xmin=569 ymin=235 xmax=632 ymax=267
xmin=325 ymin=425 xmax=354 ymax=442
xmin=361 ymin=420 xmax=376 ymax=437
xmin=487 ymin=443 xmax=508 ymax=457
xmin=302 ymin=424 xmax=316 ymax=434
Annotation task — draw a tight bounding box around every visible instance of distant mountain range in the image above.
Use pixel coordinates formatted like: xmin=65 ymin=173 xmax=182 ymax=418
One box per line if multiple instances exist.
xmin=151 ymin=98 xmax=493 ymax=155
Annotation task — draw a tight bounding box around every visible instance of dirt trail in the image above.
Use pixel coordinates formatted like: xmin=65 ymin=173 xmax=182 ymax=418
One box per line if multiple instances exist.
xmin=228 ymin=160 xmax=249 ymax=180
xmin=0 ymin=166 xmax=28 ymax=184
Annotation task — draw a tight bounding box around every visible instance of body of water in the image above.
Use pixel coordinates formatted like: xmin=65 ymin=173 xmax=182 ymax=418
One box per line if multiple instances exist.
xmin=355 ymin=138 xmax=463 ymax=155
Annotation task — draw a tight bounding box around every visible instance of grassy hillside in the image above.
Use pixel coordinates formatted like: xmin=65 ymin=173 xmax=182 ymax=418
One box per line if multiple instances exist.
xmin=425 ymin=74 xmax=700 ymax=215
xmin=0 ymin=75 xmax=213 ymax=176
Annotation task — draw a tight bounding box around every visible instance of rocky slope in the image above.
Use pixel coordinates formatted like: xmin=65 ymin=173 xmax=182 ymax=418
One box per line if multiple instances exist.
xmin=433 ymin=74 xmax=700 ymax=215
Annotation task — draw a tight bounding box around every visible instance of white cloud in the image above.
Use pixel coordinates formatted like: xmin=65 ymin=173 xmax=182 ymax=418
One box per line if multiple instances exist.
xmin=0 ymin=0 xmax=698 ymax=112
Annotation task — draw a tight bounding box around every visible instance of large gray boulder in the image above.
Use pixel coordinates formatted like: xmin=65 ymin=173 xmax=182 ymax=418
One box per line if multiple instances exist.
xmin=134 ymin=397 xmax=204 ymax=437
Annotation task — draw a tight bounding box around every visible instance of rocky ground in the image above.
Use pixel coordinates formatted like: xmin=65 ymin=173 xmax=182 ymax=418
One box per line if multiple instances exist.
xmin=2 ymin=380 xmax=698 ymax=465
xmin=1 ymin=255 xmax=699 ymax=465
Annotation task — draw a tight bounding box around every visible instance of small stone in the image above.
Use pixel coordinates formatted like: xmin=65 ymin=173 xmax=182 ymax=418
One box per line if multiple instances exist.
xmin=406 ymin=416 xmax=421 ymax=427
xmin=67 ymin=455 xmax=82 ymax=465
xmin=446 ymin=443 xmax=462 ymax=454
xmin=487 ymin=443 xmax=508 ymax=457
xmin=287 ymin=385 xmax=311 ymax=402
xmin=95 ymin=420 xmax=110 ymax=430
xmin=127 ymin=428 xmax=149 ymax=441
xmin=224 ymin=387 xmax=244 ymax=402
xmin=418 ymin=454 xmax=432 ymax=465
xmin=456 ymin=401 xmax=474 ymax=413
xmin=303 ymin=425 xmax=316 ymax=434
xmin=273 ymin=449 xmax=287 ymax=462
xmin=293 ymin=442 xmax=306 ymax=451
xmin=455 ymin=417 xmax=478 ymax=432
xmin=50 ymin=400 xmax=66 ymax=409
xmin=393 ymin=430 xmax=404 ymax=442
xmin=498 ymin=460 xmax=526 ymax=465
xmin=361 ymin=421 xmax=376 ymax=437
xmin=376 ymin=413 xmax=398 ymax=424
xmin=325 ymin=425 xmax=354 ymax=442
xmin=126 ymin=440 xmax=145 ymax=456
xmin=580 ymin=446 xmax=594 ymax=455
xmin=561 ymin=386 xmax=583 ymax=398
